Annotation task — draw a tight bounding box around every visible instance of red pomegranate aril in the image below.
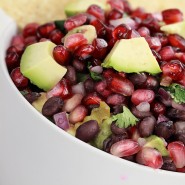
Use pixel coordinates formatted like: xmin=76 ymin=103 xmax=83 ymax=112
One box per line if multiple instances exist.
xmin=131 ymin=89 xmax=155 ymax=105
xmin=136 ymin=147 xmax=163 ymax=169
xmin=146 ymin=37 xmax=161 ymax=52
xmin=168 ymin=34 xmax=185 ymax=51
xmin=137 ymin=27 xmax=150 ymax=37
xmin=151 ymin=101 xmax=166 ymax=116
xmin=83 ymin=92 xmax=102 ymax=106
xmin=64 ymin=66 xmax=77 ymax=85
xmin=11 ymin=35 xmax=25 ymax=47
xmin=5 ymin=52 xmax=20 ymax=70
xmin=49 ymin=29 xmax=64 ymax=45
xmin=74 ymin=44 xmax=95 ymax=61
xmin=87 ymin=5 xmax=105 ymax=22
xmin=106 ymin=94 xmax=126 ymax=106
xmin=131 ymin=8 xmax=147 ymax=20
xmin=10 ymin=67 xmax=29 ymax=88
xmin=107 ymin=9 xmax=123 ymax=21
xmin=102 ymin=68 xmax=115 ymax=79
xmin=168 ymin=141 xmax=185 ymax=168
xmin=91 ymin=19 xmax=107 ymax=38
xmin=47 ymin=79 xmax=72 ymax=100
xmin=161 ymin=60 xmax=184 ymax=81
xmin=64 ymin=33 xmax=88 ymax=51
xmin=64 ymin=13 xmax=87 ymax=31
xmin=69 ymin=105 xmax=88 ymax=124
xmin=92 ymin=38 xmax=108 ymax=59
xmin=178 ymin=72 xmax=185 ymax=87
xmin=72 ymin=59 xmax=86 ymax=72
xmin=107 ymin=0 xmax=124 ymax=12
xmin=112 ymin=24 xmax=130 ymax=40
xmin=154 ymin=32 xmax=168 ymax=47
xmin=162 ymin=9 xmax=183 ymax=24
xmin=110 ymin=139 xmax=141 ymax=157
xmin=175 ymin=52 xmax=185 ymax=64
xmin=126 ymin=29 xmax=140 ymax=39
xmin=143 ymin=75 xmax=159 ymax=90
xmin=53 ymin=45 xmax=71 ymax=66
xmin=159 ymin=46 xmax=175 ymax=61
xmin=23 ymin=23 xmax=39 ymax=38
xmin=110 ymin=76 xmax=134 ymax=96
xmin=37 ymin=23 xmax=56 ymax=38
xmin=24 ymin=36 xmax=37 ymax=46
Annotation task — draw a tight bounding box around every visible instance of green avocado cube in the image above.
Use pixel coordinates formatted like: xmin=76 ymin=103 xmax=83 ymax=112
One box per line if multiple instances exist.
xmin=102 ymin=37 xmax=162 ymax=75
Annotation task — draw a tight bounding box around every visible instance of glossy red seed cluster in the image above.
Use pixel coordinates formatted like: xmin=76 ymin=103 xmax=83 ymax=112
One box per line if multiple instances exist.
xmin=5 ymin=0 xmax=185 ymax=172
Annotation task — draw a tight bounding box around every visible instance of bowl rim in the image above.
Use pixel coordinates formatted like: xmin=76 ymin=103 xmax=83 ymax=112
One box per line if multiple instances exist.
xmin=0 ymin=9 xmax=184 ymax=177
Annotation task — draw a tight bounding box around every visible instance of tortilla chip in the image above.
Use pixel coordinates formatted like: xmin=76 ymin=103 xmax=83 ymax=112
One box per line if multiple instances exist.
xmin=0 ymin=0 xmax=69 ymax=28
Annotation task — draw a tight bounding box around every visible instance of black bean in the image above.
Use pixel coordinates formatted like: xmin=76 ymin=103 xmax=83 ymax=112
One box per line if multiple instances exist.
xmin=138 ymin=116 xmax=156 ymax=137
xmin=111 ymin=122 xmax=128 ymax=135
xmin=84 ymin=78 xmax=95 ymax=93
xmin=128 ymin=73 xmax=147 ymax=86
xmin=176 ymin=133 xmax=185 ymax=145
xmin=122 ymin=155 xmax=135 ymax=162
xmin=167 ymin=108 xmax=185 ymax=121
xmin=42 ymin=97 xmax=64 ymax=117
xmin=103 ymin=137 xmax=112 ymax=153
xmin=154 ymin=121 xmax=175 ymax=139
xmin=72 ymin=59 xmax=86 ymax=72
xmin=76 ymin=120 xmax=99 ymax=142
xmin=161 ymin=156 xmax=176 ymax=172
xmin=24 ymin=92 xmax=41 ymax=103
xmin=112 ymin=104 xmax=125 ymax=115
xmin=64 ymin=66 xmax=77 ymax=85
xmin=111 ymin=134 xmax=128 ymax=144
xmin=131 ymin=105 xmax=152 ymax=118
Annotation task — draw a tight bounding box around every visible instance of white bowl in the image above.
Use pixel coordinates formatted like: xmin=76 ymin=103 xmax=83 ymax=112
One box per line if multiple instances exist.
xmin=0 ymin=10 xmax=184 ymax=185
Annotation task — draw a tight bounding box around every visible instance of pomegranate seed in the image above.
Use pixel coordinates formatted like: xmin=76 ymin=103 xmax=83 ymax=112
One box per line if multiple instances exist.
xmin=145 ymin=37 xmax=161 ymax=52
xmin=143 ymin=75 xmax=159 ymax=90
xmin=168 ymin=141 xmax=185 ymax=168
xmin=168 ymin=34 xmax=185 ymax=51
xmin=5 ymin=52 xmax=20 ymax=70
xmin=151 ymin=101 xmax=166 ymax=116
xmin=91 ymin=58 xmax=102 ymax=66
xmin=131 ymin=89 xmax=155 ymax=105
xmin=137 ymin=27 xmax=150 ymax=37
xmin=49 ymin=29 xmax=64 ymax=45
xmin=11 ymin=35 xmax=25 ymax=47
xmin=24 ymin=36 xmax=37 ymax=46
xmin=92 ymin=38 xmax=108 ymax=59
xmin=177 ymin=167 xmax=185 ymax=173
xmin=63 ymin=94 xmax=83 ymax=113
xmin=107 ymin=9 xmax=123 ymax=21
xmin=64 ymin=66 xmax=77 ymax=85
xmin=74 ymin=44 xmax=95 ymax=61
xmin=10 ymin=67 xmax=29 ymax=88
xmin=37 ymin=23 xmax=56 ymax=38
xmin=110 ymin=139 xmax=141 ymax=157
xmin=175 ymin=52 xmax=185 ymax=64
xmin=102 ymin=68 xmax=115 ymax=79
xmin=108 ymin=0 xmax=124 ymax=12
xmin=23 ymin=23 xmax=39 ymax=38
xmin=106 ymin=94 xmax=126 ymax=106
xmin=112 ymin=24 xmax=130 ymax=40
xmin=161 ymin=60 xmax=184 ymax=81
xmin=159 ymin=46 xmax=175 ymax=61
xmin=136 ymin=147 xmax=163 ymax=169
xmin=154 ymin=32 xmax=168 ymax=47
xmin=47 ymin=78 xmax=72 ymax=100
xmin=91 ymin=19 xmax=108 ymax=38
xmin=64 ymin=13 xmax=87 ymax=31
xmin=69 ymin=105 xmax=88 ymax=124
xmin=53 ymin=45 xmax=71 ymax=66
xmin=178 ymin=72 xmax=185 ymax=86
xmin=94 ymin=80 xmax=112 ymax=98
xmin=126 ymin=29 xmax=140 ymax=39
xmin=141 ymin=13 xmax=160 ymax=31
xmin=162 ymin=9 xmax=183 ymax=24
xmin=64 ymin=33 xmax=88 ymax=51
xmin=110 ymin=76 xmax=134 ymax=96
xmin=82 ymin=92 xmax=102 ymax=106
xmin=87 ymin=5 xmax=105 ymax=22
xmin=72 ymin=59 xmax=86 ymax=72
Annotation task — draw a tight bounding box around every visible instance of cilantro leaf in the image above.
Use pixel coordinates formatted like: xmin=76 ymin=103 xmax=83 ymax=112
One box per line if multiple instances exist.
xmin=167 ymin=83 xmax=185 ymax=104
xmin=54 ymin=20 xmax=65 ymax=32
xmin=90 ymin=72 xmax=103 ymax=81
xmin=111 ymin=106 xmax=139 ymax=128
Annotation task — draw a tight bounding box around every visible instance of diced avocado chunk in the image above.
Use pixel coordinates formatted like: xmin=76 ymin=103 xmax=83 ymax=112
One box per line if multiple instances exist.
xmin=63 ymin=25 xmax=97 ymax=46
xmin=102 ymin=37 xmax=162 ymax=75
xmin=65 ymin=0 xmax=110 ymax=17
xmin=94 ymin=118 xmax=112 ymax=149
xmin=144 ymin=135 xmax=169 ymax=156
xmin=32 ymin=92 xmax=47 ymax=113
xmin=20 ymin=41 xmax=67 ymax=91
xmin=161 ymin=21 xmax=185 ymax=39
